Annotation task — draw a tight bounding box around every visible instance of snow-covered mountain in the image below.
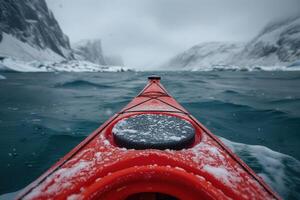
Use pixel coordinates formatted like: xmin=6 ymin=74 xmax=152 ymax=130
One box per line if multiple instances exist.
xmin=0 ymin=0 xmax=73 ymax=61
xmin=236 ymin=16 xmax=300 ymax=66
xmin=166 ymin=42 xmax=244 ymax=70
xmin=73 ymin=39 xmax=106 ymax=65
xmin=165 ymin=16 xmax=300 ymax=71
xmin=0 ymin=1 xmax=132 ymax=72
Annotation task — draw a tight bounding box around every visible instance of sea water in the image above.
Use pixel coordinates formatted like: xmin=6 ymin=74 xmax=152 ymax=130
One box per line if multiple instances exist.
xmin=0 ymin=71 xmax=299 ymax=199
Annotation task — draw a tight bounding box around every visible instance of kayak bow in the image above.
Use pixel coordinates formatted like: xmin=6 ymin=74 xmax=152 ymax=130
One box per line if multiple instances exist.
xmin=17 ymin=76 xmax=281 ymax=200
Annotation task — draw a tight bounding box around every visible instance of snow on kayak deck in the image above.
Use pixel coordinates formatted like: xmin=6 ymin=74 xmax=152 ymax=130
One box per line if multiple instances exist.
xmin=21 ymin=128 xmax=274 ymax=200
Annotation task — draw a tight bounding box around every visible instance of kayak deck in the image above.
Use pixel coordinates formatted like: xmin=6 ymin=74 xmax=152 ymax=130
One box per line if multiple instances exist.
xmin=18 ymin=76 xmax=280 ymax=200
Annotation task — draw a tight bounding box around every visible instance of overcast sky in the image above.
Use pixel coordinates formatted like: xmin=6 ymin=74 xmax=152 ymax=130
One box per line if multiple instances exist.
xmin=46 ymin=0 xmax=300 ymax=69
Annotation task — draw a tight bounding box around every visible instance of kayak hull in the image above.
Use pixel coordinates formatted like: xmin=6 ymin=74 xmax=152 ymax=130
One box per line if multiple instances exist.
xmin=17 ymin=77 xmax=280 ymax=200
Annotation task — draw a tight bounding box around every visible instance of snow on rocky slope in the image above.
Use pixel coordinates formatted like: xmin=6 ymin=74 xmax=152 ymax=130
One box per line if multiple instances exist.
xmin=0 ymin=0 xmax=73 ymax=61
xmin=166 ymin=42 xmax=244 ymax=71
xmin=0 ymin=33 xmax=64 ymax=62
xmin=288 ymin=60 xmax=300 ymax=68
xmin=236 ymin=16 xmax=300 ymax=66
xmin=165 ymin=16 xmax=300 ymax=71
xmin=0 ymin=1 xmax=131 ymax=72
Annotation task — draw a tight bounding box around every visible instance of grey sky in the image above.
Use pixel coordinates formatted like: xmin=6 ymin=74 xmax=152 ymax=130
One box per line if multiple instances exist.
xmin=46 ymin=0 xmax=300 ymax=69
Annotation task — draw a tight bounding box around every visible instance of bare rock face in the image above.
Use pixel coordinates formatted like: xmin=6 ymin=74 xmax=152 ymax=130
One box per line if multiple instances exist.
xmin=0 ymin=0 xmax=73 ymax=59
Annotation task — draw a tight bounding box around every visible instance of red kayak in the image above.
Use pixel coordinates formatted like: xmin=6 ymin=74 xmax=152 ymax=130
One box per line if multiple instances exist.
xmin=17 ymin=76 xmax=280 ymax=200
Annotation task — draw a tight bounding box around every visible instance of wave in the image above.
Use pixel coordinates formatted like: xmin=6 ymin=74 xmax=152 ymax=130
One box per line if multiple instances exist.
xmin=253 ymin=74 xmax=300 ymax=80
xmin=0 ymin=74 xmax=6 ymax=80
xmin=54 ymin=80 xmax=113 ymax=89
xmin=268 ymin=98 xmax=300 ymax=105
xmin=183 ymin=100 xmax=298 ymax=129
xmin=73 ymin=95 xmax=95 ymax=99
xmin=0 ymin=190 xmax=20 ymax=200
xmin=0 ymin=135 xmax=87 ymax=200
xmin=186 ymin=99 xmax=290 ymax=116
xmin=185 ymin=100 xmax=254 ymax=110
xmin=222 ymin=90 xmax=240 ymax=95
xmin=220 ymin=137 xmax=300 ymax=199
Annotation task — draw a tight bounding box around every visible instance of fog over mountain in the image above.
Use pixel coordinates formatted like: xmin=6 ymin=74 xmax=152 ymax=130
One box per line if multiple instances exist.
xmin=72 ymin=39 xmax=124 ymax=66
xmin=0 ymin=0 xmax=128 ymax=72
xmin=165 ymin=42 xmax=244 ymax=70
xmin=237 ymin=16 xmax=300 ymax=66
xmin=166 ymin=16 xmax=300 ymax=70
xmin=73 ymin=39 xmax=106 ymax=65
xmin=0 ymin=0 xmax=299 ymax=71
xmin=46 ymin=0 xmax=300 ymax=69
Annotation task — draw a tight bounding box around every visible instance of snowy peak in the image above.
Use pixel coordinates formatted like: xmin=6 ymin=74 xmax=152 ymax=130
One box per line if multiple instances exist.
xmin=165 ymin=16 xmax=300 ymax=71
xmin=73 ymin=39 xmax=106 ymax=65
xmin=0 ymin=0 xmax=73 ymax=61
xmin=256 ymin=16 xmax=300 ymax=41
xmin=166 ymin=42 xmax=244 ymax=70
xmin=238 ymin=16 xmax=300 ymax=65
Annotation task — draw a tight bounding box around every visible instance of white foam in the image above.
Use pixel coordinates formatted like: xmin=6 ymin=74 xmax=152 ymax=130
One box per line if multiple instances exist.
xmin=0 ymin=190 xmax=20 ymax=200
xmin=220 ymin=137 xmax=300 ymax=198
xmin=0 ymin=74 xmax=6 ymax=80
xmin=0 ymin=57 xmax=132 ymax=72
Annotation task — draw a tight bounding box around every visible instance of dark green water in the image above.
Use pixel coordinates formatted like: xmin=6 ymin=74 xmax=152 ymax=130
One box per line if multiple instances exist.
xmin=0 ymin=71 xmax=300 ymax=199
